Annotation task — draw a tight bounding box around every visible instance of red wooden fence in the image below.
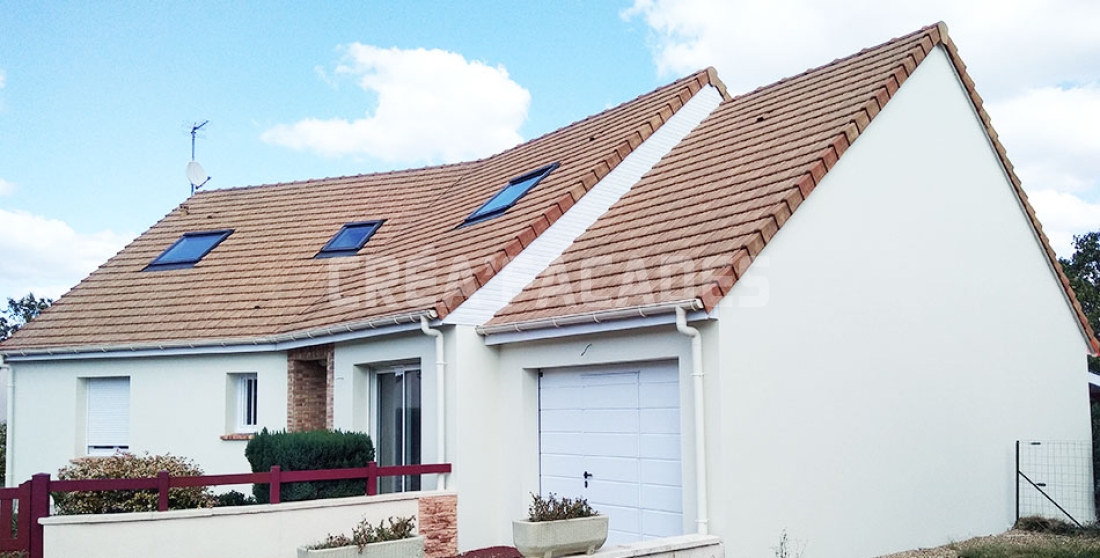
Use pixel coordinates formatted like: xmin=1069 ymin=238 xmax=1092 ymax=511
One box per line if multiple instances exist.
xmin=0 ymin=461 xmax=450 ymax=558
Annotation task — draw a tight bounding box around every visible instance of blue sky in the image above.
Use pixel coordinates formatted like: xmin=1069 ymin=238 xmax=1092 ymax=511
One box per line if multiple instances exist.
xmin=2 ymin=1 xmax=1099 ymax=299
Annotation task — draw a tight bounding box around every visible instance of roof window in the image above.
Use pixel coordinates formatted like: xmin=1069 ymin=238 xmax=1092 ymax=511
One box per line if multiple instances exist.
xmin=145 ymin=230 xmax=232 ymax=271
xmin=316 ymin=221 xmax=383 ymax=258
xmin=462 ymin=163 xmax=559 ymax=227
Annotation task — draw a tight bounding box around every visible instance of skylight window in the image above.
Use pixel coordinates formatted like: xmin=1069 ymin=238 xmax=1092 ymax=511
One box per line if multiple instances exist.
xmin=316 ymin=221 xmax=383 ymax=258
xmin=145 ymin=230 xmax=232 ymax=271
xmin=462 ymin=163 xmax=559 ymax=227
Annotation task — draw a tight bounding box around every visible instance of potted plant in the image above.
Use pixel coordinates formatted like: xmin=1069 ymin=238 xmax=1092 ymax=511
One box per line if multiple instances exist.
xmin=298 ymin=515 xmax=424 ymax=558
xmin=513 ymin=494 xmax=608 ymax=558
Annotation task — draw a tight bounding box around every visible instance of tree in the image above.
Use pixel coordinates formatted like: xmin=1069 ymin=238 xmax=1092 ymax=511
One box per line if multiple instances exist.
xmin=1061 ymin=232 xmax=1100 ymax=519
xmin=0 ymin=293 xmax=53 ymax=341
xmin=1059 ymin=232 xmax=1100 ymax=374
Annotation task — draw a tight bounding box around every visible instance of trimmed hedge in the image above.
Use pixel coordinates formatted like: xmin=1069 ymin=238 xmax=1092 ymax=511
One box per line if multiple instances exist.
xmin=244 ymin=428 xmax=375 ymax=503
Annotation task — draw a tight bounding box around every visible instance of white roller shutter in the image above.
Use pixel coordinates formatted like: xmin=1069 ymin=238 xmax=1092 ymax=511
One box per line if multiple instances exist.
xmin=86 ymin=377 xmax=130 ymax=455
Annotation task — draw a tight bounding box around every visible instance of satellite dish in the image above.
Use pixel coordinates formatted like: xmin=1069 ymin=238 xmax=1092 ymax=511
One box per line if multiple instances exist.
xmin=186 ymin=161 xmax=207 ymax=186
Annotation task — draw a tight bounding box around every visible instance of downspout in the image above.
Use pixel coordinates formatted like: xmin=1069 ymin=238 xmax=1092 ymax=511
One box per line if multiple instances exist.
xmin=2 ymin=359 xmax=12 ymax=488
xmin=420 ymin=317 xmax=447 ymax=490
xmin=675 ymin=306 xmax=708 ymax=535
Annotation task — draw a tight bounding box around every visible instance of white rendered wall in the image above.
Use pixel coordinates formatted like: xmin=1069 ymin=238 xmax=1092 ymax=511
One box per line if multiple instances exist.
xmin=334 ymin=325 xmax=515 ymax=551
xmin=333 ymin=332 xmax=443 ymax=481
xmin=446 ymin=325 xmax=508 ymax=550
xmin=10 ymin=352 xmax=287 ymax=483
xmin=41 ymin=490 xmax=429 ymax=558
xmin=707 ymin=45 xmax=1094 ymax=558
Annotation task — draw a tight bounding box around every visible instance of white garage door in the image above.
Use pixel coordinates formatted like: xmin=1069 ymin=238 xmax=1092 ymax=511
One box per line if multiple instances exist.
xmin=539 ymin=362 xmax=682 ymax=545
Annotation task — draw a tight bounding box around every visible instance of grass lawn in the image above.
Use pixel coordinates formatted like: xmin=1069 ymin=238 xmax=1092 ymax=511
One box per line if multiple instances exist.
xmin=949 ymin=517 xmax=1100 ymax=558
xmin=955 ymin=539 xmax=1100 ymax=558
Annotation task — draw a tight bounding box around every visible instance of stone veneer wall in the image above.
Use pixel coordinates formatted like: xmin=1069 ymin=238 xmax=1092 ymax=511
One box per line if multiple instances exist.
xmin=419 ymin=494 xmax=458 ymax=558
xmin=286 ymin=344 xmax=335 ymax=432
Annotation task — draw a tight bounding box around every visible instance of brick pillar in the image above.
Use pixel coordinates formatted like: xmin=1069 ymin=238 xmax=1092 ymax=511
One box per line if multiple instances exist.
xmin=419 ymin=494 xmax=458 ymax=558
xmin=286 ymin=344 xmax=335 ymax=432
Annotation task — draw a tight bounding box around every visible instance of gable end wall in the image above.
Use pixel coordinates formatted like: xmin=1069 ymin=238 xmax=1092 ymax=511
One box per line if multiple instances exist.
xmin=708 ymin=45 xmax=1093 ymax=558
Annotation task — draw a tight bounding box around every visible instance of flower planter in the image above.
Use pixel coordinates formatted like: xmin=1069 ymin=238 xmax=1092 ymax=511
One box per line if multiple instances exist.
xmin=297 ymin=536 xmax=425 ymax=558
xmin=513 ymin=515 xmax=609 ymax=558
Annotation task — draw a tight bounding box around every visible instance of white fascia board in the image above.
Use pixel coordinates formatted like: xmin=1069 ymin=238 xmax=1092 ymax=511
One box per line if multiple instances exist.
xmin=483 ymin=309 xmax=712 ymax=346
xmin=443 ymin=85 xmax=725 ymax=326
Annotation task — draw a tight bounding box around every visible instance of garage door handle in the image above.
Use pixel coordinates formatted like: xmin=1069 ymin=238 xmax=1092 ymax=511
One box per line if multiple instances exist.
xmin=583 ymin=471 xmax=593 ymax=479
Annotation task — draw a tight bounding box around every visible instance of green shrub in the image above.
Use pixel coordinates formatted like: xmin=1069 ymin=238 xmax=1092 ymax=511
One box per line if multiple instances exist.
xmin=244 ymin=428 xmax=375 ymax=503
xmin=306 ymin=516 xmax=416 ymax=551
xmin=213 ymin=490 xmax=256 ymax=507
xmin=0 ymin=422 xmax=7 ymax=483
xmin=526 ymin=493 xmax=597 ymax=522
xmin=52 ymin=452 xmax=214 ymax=515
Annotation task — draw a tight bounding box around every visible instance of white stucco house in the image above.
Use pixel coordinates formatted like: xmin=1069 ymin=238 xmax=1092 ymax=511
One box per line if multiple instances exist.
xmin=2 ymin=23 xmax=1096 ymax=558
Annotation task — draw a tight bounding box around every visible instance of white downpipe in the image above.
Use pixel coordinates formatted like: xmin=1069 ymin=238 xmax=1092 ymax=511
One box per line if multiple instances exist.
xmin=419 ymin=317 xmax=447 ymax=490
xmin=2 ymin=359 xmax=12 ymax=488
xmin=675 ymin=306 xmax=708 ymax=535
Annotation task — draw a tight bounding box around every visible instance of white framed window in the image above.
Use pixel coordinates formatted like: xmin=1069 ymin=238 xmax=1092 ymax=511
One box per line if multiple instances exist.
xmin=232 ymin=373 xmax=259 ymax=433
xmin=86 ymin=377 xmax=130 ymax=456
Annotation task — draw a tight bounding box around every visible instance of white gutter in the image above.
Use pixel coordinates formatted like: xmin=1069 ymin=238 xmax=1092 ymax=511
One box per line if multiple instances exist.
xmin=2 ymin=309 xmax=437 ymax=362
xmin=2 ymin=358 xmax=12 ymax=488
xmin=675 ymin=306 xmax=708 ymax=535
xmin=419 ymin=316 xmax=447 ymax=490
xmin=476 ymin=299 xmax=703 ymax=336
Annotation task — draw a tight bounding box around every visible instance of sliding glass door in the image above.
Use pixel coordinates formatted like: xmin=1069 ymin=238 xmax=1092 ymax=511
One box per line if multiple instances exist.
xmin=375 ymin=367 xmax=421 ymax=493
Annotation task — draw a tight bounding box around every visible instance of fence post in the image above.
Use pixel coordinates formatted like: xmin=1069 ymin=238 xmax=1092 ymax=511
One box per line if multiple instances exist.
xmin=1014 ymin=440 xmax=1020 ymax=524
xmin=29 ymin=473 xmax=50 ymax=558
xmin=16 ymin=481 xmax=31 ymax=550
xmin=366 ymin=461 xmax=377 ymax=496
xmin=270 ymin=466 xmax=281 ymax=504
xmin=157 ymin=470 xmax=170 ymax=512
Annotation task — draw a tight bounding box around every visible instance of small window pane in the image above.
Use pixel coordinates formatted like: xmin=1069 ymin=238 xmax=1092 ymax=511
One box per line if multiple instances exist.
xmin=317 ymin=221 xmax=383 ymax=258
xmin=234 ymin=373 xmax=258 ymax=433
xmin=147 ymin=230 xmax=232 ymax=270
xmin=463 ymin=163 xmax=559 ymax=226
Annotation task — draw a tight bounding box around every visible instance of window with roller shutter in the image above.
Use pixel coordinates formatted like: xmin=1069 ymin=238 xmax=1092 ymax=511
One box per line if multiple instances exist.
xmin=86 ymin=377 xmax=130 ymax=456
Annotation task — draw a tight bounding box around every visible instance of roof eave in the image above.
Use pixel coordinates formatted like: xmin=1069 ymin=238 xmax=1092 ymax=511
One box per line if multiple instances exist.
xmin=0 ymin=309 xmax=439 ymax=362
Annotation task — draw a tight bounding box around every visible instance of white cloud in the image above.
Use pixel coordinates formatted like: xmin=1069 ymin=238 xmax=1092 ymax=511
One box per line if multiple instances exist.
xmin=263 ymin=45 xmax=530 ymax=165
xmin=0 ymin=179 xmax=13 ymax=196
xmin=0 ymin=68 xmax=5 ymax=89
xmin=623 ymin=0 xmax=1100 ymax=97
xmin=1027 ymin=190 xmax=1100 ymax=258
xmin=987 ymin=83 xmax=1100 ymax=194
xmin=0 ymin=208 xmax=133 ymax=299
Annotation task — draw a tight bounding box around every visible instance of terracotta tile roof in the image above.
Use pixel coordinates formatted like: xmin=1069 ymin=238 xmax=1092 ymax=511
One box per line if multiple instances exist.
xmin=485 ymin=23 xmax=1100 ymax=354
xmin=0 ymin=70 xmax=724 ymax=353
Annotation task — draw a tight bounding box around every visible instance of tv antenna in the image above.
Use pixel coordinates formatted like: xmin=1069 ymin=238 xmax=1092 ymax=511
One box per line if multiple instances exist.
xmin=186 ymin=120 xmax=211 ymax=196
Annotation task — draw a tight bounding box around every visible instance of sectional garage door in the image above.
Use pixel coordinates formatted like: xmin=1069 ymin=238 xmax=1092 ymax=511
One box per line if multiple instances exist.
xmin=539 ymin=362 xmax=682 ymax=545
